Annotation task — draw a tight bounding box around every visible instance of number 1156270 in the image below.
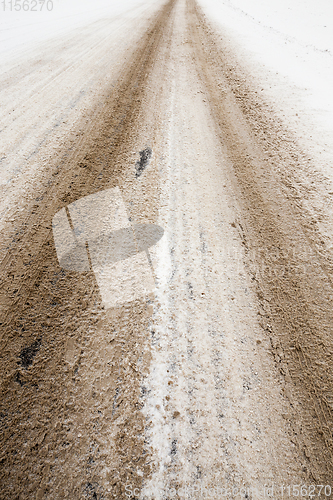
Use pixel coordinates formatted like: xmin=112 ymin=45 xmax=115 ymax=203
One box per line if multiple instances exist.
xmin=2 ymin=0 xmax=53 ymax=11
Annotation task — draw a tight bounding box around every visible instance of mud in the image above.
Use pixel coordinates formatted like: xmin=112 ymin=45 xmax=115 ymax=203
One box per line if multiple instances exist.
xmin=188 ymin=0 xmax=333 ymax=481
xmin=1 ymin=0 xmax=333 ymax=496
xmin=136 ymin=148 xmax=153 ymax=178
xmin=0 ymin=1 xmax=175 ymax=498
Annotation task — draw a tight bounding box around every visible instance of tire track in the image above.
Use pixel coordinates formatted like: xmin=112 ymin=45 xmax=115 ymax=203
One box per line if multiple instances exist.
xmin=0 ymin=1 xmax=175 ymax=498
xmin=188 ymin=0 xmax=333 ymax=481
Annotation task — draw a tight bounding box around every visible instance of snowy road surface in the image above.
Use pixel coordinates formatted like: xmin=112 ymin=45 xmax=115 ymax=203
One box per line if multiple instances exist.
xmin=1 ymin=0 xmax=333 ymax=497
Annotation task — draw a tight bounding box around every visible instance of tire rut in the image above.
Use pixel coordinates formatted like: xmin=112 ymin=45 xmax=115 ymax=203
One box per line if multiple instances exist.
xmin=0 ymin=1 xmax=175 ymax=498
xmin=188 ymin=0 xmax=333 ymax=482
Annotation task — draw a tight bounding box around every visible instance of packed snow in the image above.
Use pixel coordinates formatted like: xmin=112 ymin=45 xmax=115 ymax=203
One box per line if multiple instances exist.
xmin=199 ymin=0 xmax=333 ymax=183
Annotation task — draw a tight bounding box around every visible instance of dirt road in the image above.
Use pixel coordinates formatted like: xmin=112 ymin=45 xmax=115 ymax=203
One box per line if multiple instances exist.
xmin=1 ymin=0 xmax=333 ymax=497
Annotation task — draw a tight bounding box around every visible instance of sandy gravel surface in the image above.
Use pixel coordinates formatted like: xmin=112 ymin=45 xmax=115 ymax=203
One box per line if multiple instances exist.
xmin=1 ymin=0 xmax=333 ymax=498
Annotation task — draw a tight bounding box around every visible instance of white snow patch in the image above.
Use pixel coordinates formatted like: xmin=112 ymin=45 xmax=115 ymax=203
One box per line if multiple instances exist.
xmin=198 ymin=0 xmax=333 ymax=182
xmin=0 ymin=0 xmax=150 ymax=64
